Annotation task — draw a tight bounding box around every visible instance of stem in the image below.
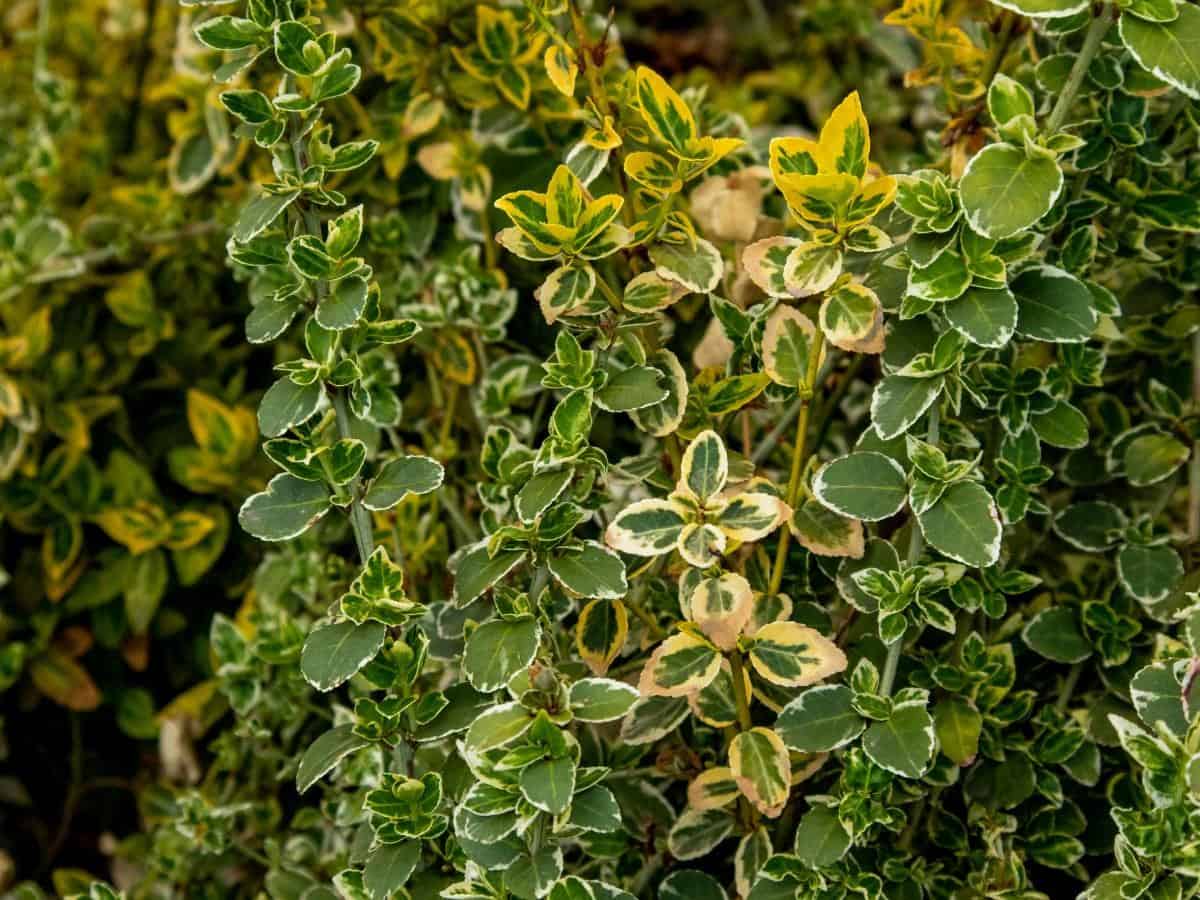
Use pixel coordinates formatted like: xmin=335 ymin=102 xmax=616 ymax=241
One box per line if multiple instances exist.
xmin=439 ymin=383 xmax=459 ymax=452
xmin=882 ymin=403 xmax=941 ymax=697
xmin=1189 ymin=329 xmax=1200 ymax=544
xmin=980 ymin=12 xmax=1017 ymax=90
xmin=766 ymin=331 xmax=827 ymax=598
xmin=1046 ymin=3 xmax=1114 ymax=134
xmin=728 ymin=649 xmax=760 ymax=828
xmin=729 ymin=650 xmax=753 ymax=732
xmin=1055 ymin=661 xmax=1083 ymax=714
xmin=624 ymin=587 xmax=665 ymax=640
xmin=333 ymin=392 xmax=375 ymax=565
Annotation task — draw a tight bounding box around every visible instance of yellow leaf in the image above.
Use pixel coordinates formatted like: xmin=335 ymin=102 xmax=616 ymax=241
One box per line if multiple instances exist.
xmin=635 ymin=66 xmax=698 ymax=156
xmin=544 ymin=44 xmax=578 ymax=97
xmin=94 ymin=502 xmax=171 ymax=555
xmin=432 ymin=330 xmax=477 ymax=385
xmin=819 ymin=91 xmax=870 ymax=179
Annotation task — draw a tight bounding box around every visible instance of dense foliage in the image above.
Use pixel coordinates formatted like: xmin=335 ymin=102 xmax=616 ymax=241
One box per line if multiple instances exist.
xmin=3 ymin=0 xmax=1200 ymax=898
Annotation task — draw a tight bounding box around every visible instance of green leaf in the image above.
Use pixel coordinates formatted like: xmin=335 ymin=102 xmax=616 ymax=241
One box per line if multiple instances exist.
xmin=274 ymin=20 xmax=321 ymax=76
xmin=870 ymin=375 xmax=941 ymax=441
xmin=1124 ymin=432 xmax=1190 ymax=486
xmin=1022 ymin=607 xmax=1092 ymax=663
xmin=1120 ymin=3 xmax=1200 ymax=99
xmin=258 ymin=376 xmax=322 ymax=438
xmin=650 ymin=238 xmax=723 ymax=293
xmin=362 ymin=455 xmax=445 ymax=511
xmin=934 ymin=696 xmax=982 ymax=765
xmin=793 ymin=805 xmax=851 ymax=868
xmin=863 ymin=700 xmax=935 ymax=778
xmin=548 ymin=542 xmax=628 ymax=599
xmin=1130 ymin=662 xmax=1188 ymax=736
xmin=667 ymin=808 xmax=735 ymax=861
xmin=629 ymin=350 xmax=688 ymax=438
xmin=516 ymin=467 xmax=574 ymax=522
xmin=520 ymin=755 xmax=576 ymax=816
xmin=907 ymin=250 xmax=971 ymax=302
xmin=463 ymin=617 xmax=541 ymax=692
xmin=1053 ymin=501 xmax=1127 ymax=551
xmin=659 ymin=870 xmax=728 ymax=900
xmin=1117 ymin=543 xmax=1183 ymax=605
xmin=595 ymin=366 xmax=669 ymax=413
xmin=917 ymin=481 xmax=1002 ymax=568
xmin=363 ymin=842 xmax=420 ymax=900
xmin=960 ymin=143 xmax=1062 ymax=240
xmin=300 ymin=621 xmax=386 ymax=691
xmin=465 ymin=701 xmax=536 ymax=751
xmin=505 ymin=846 xmax=564 ymax=900
xmin=776 ymin=684 xmax=865 ymax=752
xmin=569 ymin=678 xmax=639 ymax=722
xmin=452 ymin=542 xmax=528 ymax=606
xmin=195 ymin=15 xmax=264 ymax=51
xmin=1031 ymin=401 xmax=1089 ymax=449
xmin=943 ymin=286 xmax=1017 ymax=348
xmin=239 ymin=473 xmax=331 ymax=541
xmin=567 ymin=786 xmax=623 ymax=833
xmin=234 ymin=190 xmax=300 ymax=243
xmin=985 ymin=0 xmax=1087 ymax=17
xmin=315 ymin=277 xmax=369 ymax=331
xmin=812 ymin=451 xmax=908 ymax=521
xmin=987 ymin=74 xmax=1035 ymax=124
xmin=1012 ymin=265 xmax=1097 ymax=343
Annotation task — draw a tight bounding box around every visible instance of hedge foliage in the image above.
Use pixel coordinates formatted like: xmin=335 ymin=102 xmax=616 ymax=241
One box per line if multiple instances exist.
xmin=2 ymin=1 xmax=1200 ymax=899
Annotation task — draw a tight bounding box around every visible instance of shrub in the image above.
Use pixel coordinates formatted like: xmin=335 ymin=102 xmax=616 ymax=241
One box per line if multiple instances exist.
xmin=3 ymin=0 xmax=1200 ymax=899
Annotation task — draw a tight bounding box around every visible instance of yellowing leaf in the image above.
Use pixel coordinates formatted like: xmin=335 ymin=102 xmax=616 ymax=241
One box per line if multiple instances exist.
xmin=746 ymin=621 xmax=847 ymax=687
xmin=94 ymin=502 xmax=171 ymax=555
xmin=544 ymin=44 xmax=577 ymax=97
xmin=763 ymin=306 xmax=820 ymax=388
xmin=635 ymin=66 xmax=697 ymax=156
xmin=730 ymin=727 xmax=791 ymax=817
xmin=819 ymin=282 xmax=886 ymax=353
xmin=576 ymin=598 xmax=629 ymax=675
xmin=638 ymin=631 xmax=722 ymax=697
xmin=820 ymin=91 xmax=870 ymax=179
xmin=688 ymin=766 xmax=740 ymax=810
xmin=432 ymin=329 xmax=477 ymax=385
xmin=689 ymin=572 xmax=754 ymax=650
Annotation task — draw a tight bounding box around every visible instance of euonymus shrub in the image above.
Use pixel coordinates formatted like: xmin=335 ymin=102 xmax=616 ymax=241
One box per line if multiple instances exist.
xmin=12 ymin=0 xmax=1200 ymax=897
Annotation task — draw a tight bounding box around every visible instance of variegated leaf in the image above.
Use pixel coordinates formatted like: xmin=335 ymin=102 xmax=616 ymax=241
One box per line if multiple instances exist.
xmin=729 ymin=727 xmax=792 ymax=817
xmin=746 ymin=621 xmax=847 ymax=687
xmin=638 ymin=632 xmax=722 ymax=697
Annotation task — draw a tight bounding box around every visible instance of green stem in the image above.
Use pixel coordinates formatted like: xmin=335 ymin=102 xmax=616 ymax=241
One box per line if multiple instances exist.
xmin=882 ymin=403 xmax=940 ymax=697
xmin=1055 ymin=661 xmax=1083 ymax=714
xmin=766 ymin=331 xmax=827 ymax=598
xmin=1045 ymin=3 xmax=1113 ymax=134
xmin=334 ymin=391 xmax=375 ymax=565
xmin=1189 ymin=329 xmax=1200 ymax=545
xmin=729 ymin=650 xmax=753 ymax=732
